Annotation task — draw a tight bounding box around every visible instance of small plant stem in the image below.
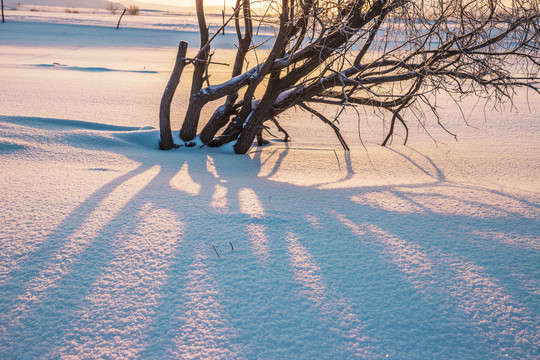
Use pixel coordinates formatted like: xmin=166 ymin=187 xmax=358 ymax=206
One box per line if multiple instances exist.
xmin=212 ymin=244 xmax=221 ymax=259
xmin=116 ymin=8 xmax=126 ymax=29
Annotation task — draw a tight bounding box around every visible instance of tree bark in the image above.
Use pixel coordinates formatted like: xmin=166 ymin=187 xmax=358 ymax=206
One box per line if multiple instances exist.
xmin=199 ymin=0 xmax=253 ymax=144
xmin=180 ymin=0 xmax=210 ymax=142
xmin=160 ymin=0 xmax=540 ymax=155
xmin=159 ymin=41 xmax=188 ymax=150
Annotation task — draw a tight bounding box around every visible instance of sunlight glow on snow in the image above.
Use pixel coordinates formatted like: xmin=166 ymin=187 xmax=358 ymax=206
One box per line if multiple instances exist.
xmin=210 ymin=184 xmax=229 ymax=212
xmin=169 ymin=162 xmax=202 ymax=196
xmin=305 ymin=214 xmax=324 ymax=230
xmin=469 ymin=229 xmax=540 ymax=251
xmin=394 ymin=185 xmax=540 ymax=219
xmin=206 ymin=155 xmax=220 ymax=179
xmin=440 ymin=256 xmax=537 ymax=357
xmin=350 ymin=190 xmax=426 ymax=214
xmin=336 ymin=214 xmax=434 ymax=287
xmin=56 ymin=203 xmax=184 ymax=358
xmin=238 ymin=188 xmax=265 ymax=219
xmin=245 ymin=224 xmax=270 ymax=263
xmin=337 ymin=213 xmax=538 ymax=357
xmin=3 ymin=165 xmax=160 ymax=326
xmin=286 ymin=232 xmax=372 ymax=358
xmin=252 ymin=149 xmax=346 ymax=186
xmin=351 ymin=185 xmax=540 ymax=219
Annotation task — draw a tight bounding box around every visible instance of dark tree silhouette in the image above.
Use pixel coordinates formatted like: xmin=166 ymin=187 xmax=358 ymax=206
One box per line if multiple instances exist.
xmin=159 ymin=0 xmax=540 ymax=153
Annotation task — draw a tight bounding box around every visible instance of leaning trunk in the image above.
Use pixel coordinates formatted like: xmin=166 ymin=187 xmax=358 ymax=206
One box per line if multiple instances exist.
xmin=159 ymin=41 xmax=188 ymax=150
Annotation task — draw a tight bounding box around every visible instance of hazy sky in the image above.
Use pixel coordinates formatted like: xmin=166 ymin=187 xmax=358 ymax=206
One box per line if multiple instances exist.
xmin=137 ymin=0 xmax=271 ymax=10
xmin=205 ymin=0 xmax=234 ymax=5
xmin=155 ymin=0 xmax=235 ymax=7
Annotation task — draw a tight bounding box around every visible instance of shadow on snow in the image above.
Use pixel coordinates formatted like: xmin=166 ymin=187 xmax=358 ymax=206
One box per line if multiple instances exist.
xmin=0 ymin=116 xmax=538 ymax=359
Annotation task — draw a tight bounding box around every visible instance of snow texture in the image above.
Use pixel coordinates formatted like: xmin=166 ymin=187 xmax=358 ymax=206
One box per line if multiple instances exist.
xmin=0 ymin=8 xmax=539 ymax=360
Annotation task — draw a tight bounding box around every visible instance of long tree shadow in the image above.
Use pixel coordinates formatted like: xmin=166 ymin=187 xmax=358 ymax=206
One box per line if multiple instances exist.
xmin=234 ymin=144 xmax=539 ymax=358
xmin=1 ymin=164 xmax=155 ymax=297
xmin=189 ymin=144 xmax=538 ymax=358
xmin=0 ymin=156 xmax=186 ymax=356
xmin=1 ymin=116 xmax=538 ymax=359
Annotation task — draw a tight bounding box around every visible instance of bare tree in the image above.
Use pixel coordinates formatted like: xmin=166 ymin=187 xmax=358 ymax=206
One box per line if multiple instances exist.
xmin=127 ymin=4 xmax=140 ymax=15
xmin=106 ymin=1 xmax=119 ymax=14
xmin=159 ymin=0 xmax=540 ymax=153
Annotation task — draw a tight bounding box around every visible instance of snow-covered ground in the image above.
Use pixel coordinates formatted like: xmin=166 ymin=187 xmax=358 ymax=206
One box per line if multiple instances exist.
xmin=1 ymin=9 xmax=539 ymax=359
xmin=2 ymin=6 xmax=274 ymax=34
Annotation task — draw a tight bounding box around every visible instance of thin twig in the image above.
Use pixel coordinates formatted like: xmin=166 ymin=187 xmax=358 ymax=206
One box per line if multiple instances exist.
xmin=212 ymin=244 xmax=221 ymax=259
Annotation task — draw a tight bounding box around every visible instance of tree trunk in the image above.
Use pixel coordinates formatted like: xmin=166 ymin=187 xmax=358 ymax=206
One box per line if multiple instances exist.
xmin=159 ymin=41 xmax=188 ymax=150
xmin=179 ymin=0 xmax=210 ymax=142
xmin=198 ymin=0 xmax=253 ymax=144
xmin=158 ymin=0 xmax=540 ymax=155
xmin=199 ymin=100 xmax=235 ymax=144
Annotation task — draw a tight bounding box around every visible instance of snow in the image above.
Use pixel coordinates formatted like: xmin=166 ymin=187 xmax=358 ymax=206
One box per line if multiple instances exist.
xmin=8 ymin=0 xmax=125 ymax=9
xmin=275 ymin=87 xmax=301 ymax=105
xmin=1 ymin=8 xmax=539 ymax=360
xmin=2 ymin=6 xmax=275 ymax=38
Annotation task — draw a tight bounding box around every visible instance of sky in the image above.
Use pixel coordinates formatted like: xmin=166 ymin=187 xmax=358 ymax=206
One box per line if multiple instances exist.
xmin=205 ymin=0 xmax=233 ymax=5
xmin=138 ymin=0 xmax=270 ymax=12
xmin=158 ymin=0 xmax=236 ymax=7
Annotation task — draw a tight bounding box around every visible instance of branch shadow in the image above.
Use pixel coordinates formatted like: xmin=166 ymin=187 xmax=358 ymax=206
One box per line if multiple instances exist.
xmin=1 ymin=116 xmax=538 ymax=359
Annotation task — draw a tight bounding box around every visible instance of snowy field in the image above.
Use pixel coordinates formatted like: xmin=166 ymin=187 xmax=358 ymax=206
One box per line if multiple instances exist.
xmin=1 ymin=8 xmax=539 ymax=359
